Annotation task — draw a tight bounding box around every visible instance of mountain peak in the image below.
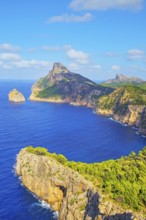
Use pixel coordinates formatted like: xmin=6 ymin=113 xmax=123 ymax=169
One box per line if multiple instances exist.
xmin=52 ymin=63 xmax=69 ymax=74
xmin=103 ymin=74 xmax=143 ymax=85
xmin=115 ymin=74 xmax=127 ymax=81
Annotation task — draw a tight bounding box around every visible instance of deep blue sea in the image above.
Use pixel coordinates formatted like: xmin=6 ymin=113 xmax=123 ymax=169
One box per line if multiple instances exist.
xmin=0 ymin=80 xmax=146 ymax=220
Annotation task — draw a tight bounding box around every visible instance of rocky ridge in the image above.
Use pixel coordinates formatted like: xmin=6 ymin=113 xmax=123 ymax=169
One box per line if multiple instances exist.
xmin=29 ymin=63 xmax=113 ymax=107
xmin=103 ymin=74 xmax=143 ymax=85
xmin=96 ymin=86 xmax=146 ymax=134
xmin=16 ymin=148 xmax=144 ymax=220
xmin=8 ymin=89 xmax=25 ymax=102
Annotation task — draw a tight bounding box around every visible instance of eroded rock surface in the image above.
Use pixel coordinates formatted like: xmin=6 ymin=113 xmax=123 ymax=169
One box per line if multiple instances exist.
xmin=8 ymin=89 xmax=25 ymax=102
xmin=16 ymin=148 xmax=144 ymax=220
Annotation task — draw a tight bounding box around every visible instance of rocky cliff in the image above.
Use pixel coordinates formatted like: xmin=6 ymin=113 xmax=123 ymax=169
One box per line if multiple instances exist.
xmin=30 ymin=63 xmax=113 ymax=107
xmin=96 ymin=86 xmax=146 ymax=134
xmin=8 ymin=89 xmax=25 ymax=102
xmin=16 ymin=147 xmax=145 ymax=220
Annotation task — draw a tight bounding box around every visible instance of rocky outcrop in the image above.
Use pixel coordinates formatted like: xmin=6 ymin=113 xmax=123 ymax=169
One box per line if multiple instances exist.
xmin=16 ymin=148 xmax=144 ymax=220
xmin=139 ymin=107 xmax=146 ymax=135
xmin=96 ymin=86 xmax=146 ymax=134
xmin=97 ymin=104 xmax=144 ymax=127
xmin=29 ymin=63 xmax=113 ymax=107
xmin=8 ymin=89 xmax=25 ymax=102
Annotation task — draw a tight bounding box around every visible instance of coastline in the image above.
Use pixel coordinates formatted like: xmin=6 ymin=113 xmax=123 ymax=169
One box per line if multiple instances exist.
xmin=29 ymin=95 xmax=146 ymax=136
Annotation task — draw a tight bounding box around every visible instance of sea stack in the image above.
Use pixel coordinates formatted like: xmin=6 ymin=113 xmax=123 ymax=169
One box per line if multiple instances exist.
xmin=8 ymin=89 xmax=25 ymax=102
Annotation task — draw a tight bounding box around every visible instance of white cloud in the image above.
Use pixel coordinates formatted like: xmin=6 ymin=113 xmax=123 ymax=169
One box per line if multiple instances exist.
xmin=48 ymin=13 xmax=93 ymax=23
xmin=69 ymin=0 xmax=143 ymax=11
xmin=127 ymin=49 xmax=144 ymax=60
xmin=66 ymin=47 xmax=90 ymax=64
xmin=112 ymin=65 xmax=121 ymax=71
xmin=12 ymin=60 xmax=51 ymax=69
xmin=68 ymin=62 xmax=80 ymax=71
xmin=0 ymin=53 xmax=21 ymax=61
xmin=42 ymin=46 xmax=61 ymax=51
xmin=0 ymin=43 xmax=20 ymax=52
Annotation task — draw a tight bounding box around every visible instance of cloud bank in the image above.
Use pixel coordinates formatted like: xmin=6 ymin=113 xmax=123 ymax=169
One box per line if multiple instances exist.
xmin=48 ymin=13 xmax=93 ymax=23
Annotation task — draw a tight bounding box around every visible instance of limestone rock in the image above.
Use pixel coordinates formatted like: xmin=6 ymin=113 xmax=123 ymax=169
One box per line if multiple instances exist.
xmin=8 ymin=89 xmax=25 ymax=102
xmin=15 ymin=148 xmax=144 ymax=220
xmin=29 ymin=62 xmax=113 ymax=107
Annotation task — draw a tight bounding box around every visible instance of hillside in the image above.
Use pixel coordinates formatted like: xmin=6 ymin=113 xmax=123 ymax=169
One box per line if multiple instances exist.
xmin=137 ymin=82 xmax=146 ymax=90
xmin=30 ymin=63 xmax=113 ymax=107
xmin=96 ymin=86 xmax=146 ymax=133
xmin=16 ymin=146 xmax=146 ymax=220
xmin=100 ymin=74 xmax=144 ymax=89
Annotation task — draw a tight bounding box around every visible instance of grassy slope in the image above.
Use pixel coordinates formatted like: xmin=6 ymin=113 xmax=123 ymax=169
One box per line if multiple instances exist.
xmin=96 ymin=86 xmax=146 ymax=115
xmin=137 ymin=82 xmax=146 ymax=91
xmin=100 ymin=82 xmax=146 ymax=91
xmin=26 ymin=146 xmax=146 ymax=212
xmin=100 ymin=82 xmax=135 ymax=89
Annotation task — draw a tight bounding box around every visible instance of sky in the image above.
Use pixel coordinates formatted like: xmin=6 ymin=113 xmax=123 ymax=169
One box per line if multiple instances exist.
xmin=0 ymin=0 xmax=146 ymax=80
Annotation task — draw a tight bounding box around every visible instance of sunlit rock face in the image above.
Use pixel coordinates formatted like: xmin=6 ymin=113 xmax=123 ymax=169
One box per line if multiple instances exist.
xmin=8 ymin=89 xmax=25 ymax=102
xmin=16 ymin=148 xmax=144 ymax=220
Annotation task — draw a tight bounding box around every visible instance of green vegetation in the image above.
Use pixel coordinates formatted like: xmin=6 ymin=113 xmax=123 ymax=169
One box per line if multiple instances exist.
xmin=26 ymin=146 xmax=146 ymax=212
xmin=137 ymin=82 xmax=146 ymax=91
xmin=37 ymin=85 xmax=63 ymax=99
xmin=97 ymin=85 xmax=146 ymax=115
xmin=27 ymin=146 xmax=67 ymax=164
xmin=100 ymin=82 xmax=134 ymax=89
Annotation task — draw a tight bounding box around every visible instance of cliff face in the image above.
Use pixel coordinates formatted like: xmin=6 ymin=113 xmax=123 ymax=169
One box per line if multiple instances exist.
xmin=139 ymin=107 xmax=146 ymax=135
xmin=16 ymin=148 xmax=143 ymax=220
xmin=29 ymin=63 xmax=113 ymax=107
xmin=8 ymin=89 xmax=25 ymax=102
xmin=96 ymin=86 xmax=146 ymax=134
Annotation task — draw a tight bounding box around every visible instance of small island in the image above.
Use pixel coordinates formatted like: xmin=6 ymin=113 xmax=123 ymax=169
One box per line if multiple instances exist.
xmin=8 ymin=89 xmax=25 ymax=103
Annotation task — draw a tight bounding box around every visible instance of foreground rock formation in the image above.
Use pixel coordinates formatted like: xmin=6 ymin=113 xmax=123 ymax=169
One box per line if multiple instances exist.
xmin=29 ymin=63 xmax=113 ymax=107
xmin=8 ymin=89 xmax=25 ymax=102
xmin=16 ymin=148 xmax=144 ymax=220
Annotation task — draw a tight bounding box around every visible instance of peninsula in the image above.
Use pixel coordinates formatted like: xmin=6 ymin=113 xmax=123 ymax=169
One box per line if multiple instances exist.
xmin=30 ymin=63 xmax=146 ymax=134
xmin=30 ymin=62 xmax=113 ymax=107
xmin=16 ymin=146 xmax=146 ymax=220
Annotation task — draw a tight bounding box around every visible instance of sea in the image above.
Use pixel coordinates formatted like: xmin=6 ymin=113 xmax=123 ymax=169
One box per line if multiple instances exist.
xmin=0 ymin=80 xmax=146 ymax=220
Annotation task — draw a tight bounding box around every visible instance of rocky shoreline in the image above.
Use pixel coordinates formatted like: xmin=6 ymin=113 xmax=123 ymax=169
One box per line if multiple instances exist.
xmin=16 ymin=148 xmax=145 ymax=220
xmin=96 ymin=105 xmax=146 ymax=135
xmin=30 ymin=93 xmax=146 ymax=136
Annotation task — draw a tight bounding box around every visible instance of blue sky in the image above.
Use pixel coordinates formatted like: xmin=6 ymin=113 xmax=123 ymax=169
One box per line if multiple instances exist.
xmin=0 ymin=0 xmax=146 ymax=80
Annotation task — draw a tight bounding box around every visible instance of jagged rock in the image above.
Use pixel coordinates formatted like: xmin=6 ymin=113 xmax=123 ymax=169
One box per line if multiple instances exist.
xmin=16 ymin=148 xmax=144 ymax=220
xmin=29 ymin=62 xmax=113 ymax=107
xmin=8 ymin=89 xmax=25 ymax=102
